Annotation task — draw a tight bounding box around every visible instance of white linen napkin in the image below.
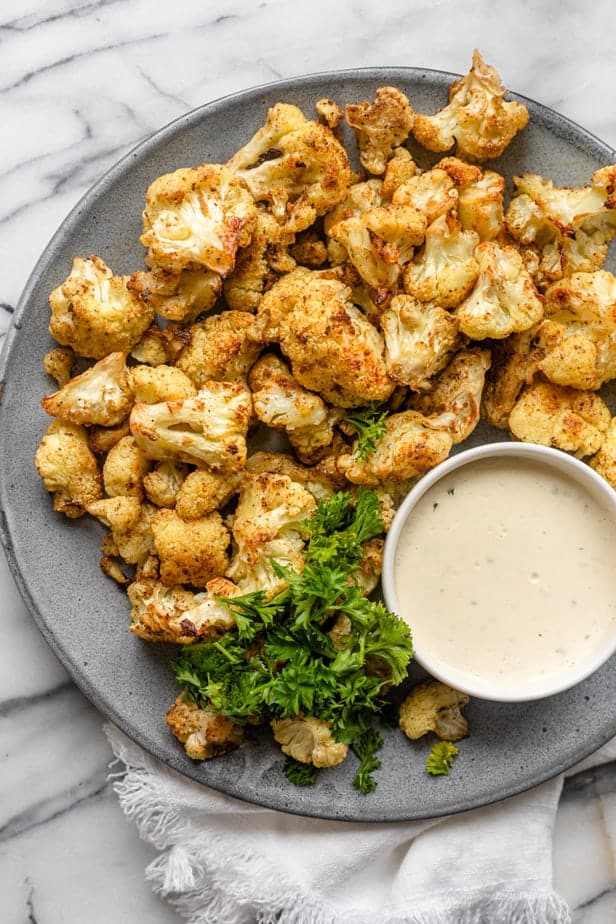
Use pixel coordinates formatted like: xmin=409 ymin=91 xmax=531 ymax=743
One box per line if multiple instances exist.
xmin=105 ymin=725 xmax=616 ymax=924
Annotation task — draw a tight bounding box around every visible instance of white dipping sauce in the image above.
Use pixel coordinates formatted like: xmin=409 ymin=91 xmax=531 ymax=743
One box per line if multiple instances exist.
xmin=393 ymin=457 xmax=616 ymax=698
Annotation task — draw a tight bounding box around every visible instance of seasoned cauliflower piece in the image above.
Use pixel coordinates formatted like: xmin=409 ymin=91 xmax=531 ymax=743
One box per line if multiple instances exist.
xmin=227 ymin=102 xmax=351 ymax=222
xmin=35 ymin=420 xmax=102 ymax=518
xmin=151 ymin=508 xmax=230 ymax=588
xmin=381 ymin=294 xmax=460 ymax=390
xmin=130 ymin=380 xmax=253 ymax=471
xmin=271 ymin=716 xmax=347 ymax=767
xmin=227 ymin=472 xmax=316 ymax=597
xmin=255 ymin=269 xmax=394 ymax=408
xmin=49 ymin=255 xmax=154 ymax=359
xmin=103 ymin=436 xmax=151 ymax=499
xmin=338 ymin=410 xmax=453 ymax=486
xmin=345 ymin=86 xmax=414 ymax=175
xmin=412 ymin=49 xmax=529 ymax=161
xmin=127 ymin=264 xmax=222 ymax=323
xmin=128 ymin=364 xmax=196 ymax=403
xmin=88 ymin=420 xmax=132 ymax=455
xmin=223 ymin=209 xmax=296 ymax=313
xmin=43 ymin=347 xmax=74 ymax=387
xmin=381 ymin=147 xmax=417 ymax=200
xmin=509 ymin=382 xmax=610 ymax=457
xmin=140 ymin=163 xmax=257 ymax=276
xmin=41 ymin=351 xmax=132 ymax=427
xmin=455 ymin=242 xmax=543 ymax=340
xmin=249 ymin=354 xmax=337 ymax=464
xmin=315 ymin=97 xmax=344 ymax=129
xmin=403 ymin=213 xmax=479 ymax=308
xmin=289 ymin=231 xmax=328 ymax=268
xmin=130 ymin=323 xmax=189 ymax=367
xmin=481 ymin=326 xmax=545 ymax=429
xmin=175 ymin=469 xmax=240 ymax=519
xmin=143 ymin=461 xmax=189 ymax=508
xmin=175 ymin=311 xmax=261 ymax=388
xmin=127 ymin=577 xmax=201 ymax=642
xmin=166 ymin=694 xmax=244 ymax=760
xmin=536 ymin=271 xmax=616 ymax=390
xmin=328 ymin=204 xmax=426 ymax=289
xmin=589 ymin=418 xmax=616 ymax=489
xmin=411 ymin=348 xmax=491 ymax=443
xmin=86 ymin=496 xmax=155 ymax=564
xmin=245 ymin=451 xmax=345 ymax=502
xmin=392 ymin=168 xmax=458 ymax=225
xmin=170 ymin=577 xmax=241 ymax=641
xmin=399 ymin=681 xmax=469 ymax=741
xmin=355 ymin=536 xmax=385 ymax=596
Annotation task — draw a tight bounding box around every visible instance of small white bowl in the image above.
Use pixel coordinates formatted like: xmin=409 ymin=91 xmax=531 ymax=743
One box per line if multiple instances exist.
xmin=382 ymin=442 xmax=616 ymax=702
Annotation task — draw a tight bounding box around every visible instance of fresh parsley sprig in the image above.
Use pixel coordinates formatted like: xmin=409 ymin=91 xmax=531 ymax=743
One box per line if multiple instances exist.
xmin=426 ymin=741 xmax=459 ymax=777
xmin=352 ymin=728 xmax=383 ymax=794
xmin=344 ymin=403 xmax=388 ymax=461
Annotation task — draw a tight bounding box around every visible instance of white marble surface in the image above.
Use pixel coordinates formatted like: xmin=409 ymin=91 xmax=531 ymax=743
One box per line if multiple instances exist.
xmin=2 ymin=1 xmax=616 ymax=920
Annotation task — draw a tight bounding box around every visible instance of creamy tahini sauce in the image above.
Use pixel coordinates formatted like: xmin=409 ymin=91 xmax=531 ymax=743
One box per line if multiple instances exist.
xmin=394 ymin=458 xmax=616 ymax=695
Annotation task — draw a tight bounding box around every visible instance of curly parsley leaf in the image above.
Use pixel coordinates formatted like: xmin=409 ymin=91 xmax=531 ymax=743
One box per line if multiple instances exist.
xmin=426 ymin=741 xmax=459 ymax=777
xmin=352 ymin=729 xmax=383 ymax=794
xmin=344 ymin=403 xmax=388 ymax=461
xmin=283 ymin=758 xmax=319 ymax=787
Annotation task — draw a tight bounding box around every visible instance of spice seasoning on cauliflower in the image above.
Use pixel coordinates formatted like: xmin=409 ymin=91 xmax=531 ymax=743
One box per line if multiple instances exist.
xmin=346 ymin=86 xmax=414 ymax=176
xmin=175 ymin=311 xmax=261 ymax=387
xmin=35 ymin=420 xmax=102 ymax=518
xmin=127 ymin=264 xmax=222 ymax=324
xmin=411 ymin=347 xmax=492 ymax=444
xmin=403 ymin=213 xmax=480 ymax=308
xmin=399 ymin=681 xmax=469 ymax=741
xmin=102 ymin=435 xmax=151 ymax=499
xmin=41 ymin=351 xmax=133 ymax=427
xmin=382 ymin=294 xmax=460 ymax=391
xmin=151 ymin=508 xmax=231 ymax=588
xmin=166 ymin=694 xmax=244 ymax=760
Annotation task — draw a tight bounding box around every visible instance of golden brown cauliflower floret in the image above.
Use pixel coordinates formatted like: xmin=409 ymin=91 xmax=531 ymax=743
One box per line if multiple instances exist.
xmin=140 ymin=163 xmax=257 ymax=276
xmin=381 ymin=147 xmax=417 ymax=200
xmin=338 ymin=410 xmax=453 ymax=486
xmin=255 ymin=269 xmax=394 ymax=408
xmin=391 ymin=168 xmax=458 ymax=225
xmin=87 ymin=497 xmax=156 ymax=564
xmin=381 ymin=294 xmax=460 ymax=390
xmin=245 ymin=451 xmax=345 ymax=502
xmin=227 ymin=472 xmax=316 ymax=597
xmin=175 ymin=311 xmax=261 ymax=388
xmin=315 ymin=97 xmax=344 ymax=129
xmin=130 ymin=323 xmax=189 ymax=367
xmin=345 ymin=86 xmax=414 ymax=176
xmin=43 ymin=347 xmax=74 ymax=387
xmin=166 ymin=694 xmax=244 ymax=760
xmin=508 ymin=381 xmax=610 ymax=458
xmin=589 ymin=418 xmax=616 ymax=489
xmin=128 ymin=364 xmax=197 ymax=404
xmin=403 ymin=213 xmax=480 ymax=308
xmin=411 ymin=347 xmax=491 ymax=444
xmin=248 ymin=354 xmax=338 ymax=465
xmin=127 ymin=264 xmax=222 ymax=324
xmin=41 ymin=351 xmax=133 ymax=427
xmin=88 ymin=420 xmax=132 ymax=455
xmin=536 ymin=271 xmax=616 ymax=390
xmin=103 ymin=436 xmax=151 ymax=499
xmin=412 ymin=49 xmax=529 ymax=162
xmin=399 ymin=681 xmax=469 ymax=741
xmin=128 ymin=575 xmax=239 ymax=643
xmin=151 ymin=508 xmax=230 ymax=588
xmin=271 ymin=716 xmax=347 ymax=767
xmin=223 ymin=209 xmax=295 ymax=313
xmin=455 ymin=241 xmax=543 ymax=340
xmin=143 ymin=461 xmax=190 ymax=508
xmin=175 ymin=469 xmax=240 ymax=519
xmin=227 ymin=102 xmax=351 ymax=224
xmin=35 ymin=420 xmax=102 ymax=518
xmin=481 ymin=326 xmax=545 ymax=429
xmin=49 ymin=255 xmax=154 ymax=359
xmin=458 ymin=173 xmax=505 ymax=242
xmin=130 ymin=380 xmax=253 ymax=471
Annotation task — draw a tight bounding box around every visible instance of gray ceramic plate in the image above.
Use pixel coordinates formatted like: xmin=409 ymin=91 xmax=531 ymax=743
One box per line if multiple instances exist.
xmin=1 ymin=68 xmax=616 ymax=822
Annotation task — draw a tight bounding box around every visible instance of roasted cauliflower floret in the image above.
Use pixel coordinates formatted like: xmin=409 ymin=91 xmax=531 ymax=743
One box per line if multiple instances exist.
xmin=103 ymin=436 xmax=151 ymax=499
xmin=227 ymin=472 xmax=316 ymax=597
xmin=589 ymin=418 xmax=616 ymax=489
xmin=249 ymin=354 xmax=337 ymax=464
xmin=508 ymin=381 xmax=610 ymax=458
xmin=411 ymin=347 xmax=491 ymax=443
xmin=127 ymin=264 xmax=222 ymax=324
xmin=455 ymin=242 xmax=543 ymax=340
xmin=399 ymin=681 xmax=469 ymax=741
xmin=412 ymin=49 xmax=529 ymax=162
xmin=175 ymin=311 xmax=261 ymax=388
xmin=130 ymin=380 xmax=253 ymax=471
xmin=88 ymin=420 xmax=132 ymax=455
xmin=391 ymin=168 xmax=458 ymax=225
xmin=43 ymin=347 xmax=74 ymax=387
xmin=48 ymin=255 xmax=154 ymax=359
xmin=345 ymin=86 xmax=414 ymax=176
xmin=175 ymin=469 xmax=240 ymax=519
xmin=140 ymin=163 xmax=257 ymax=276
xmin=223 ymin=209 xmax=295 ymax=313
xmin=481 ymin=326 xmax=545 ymax=429
xmin=41 ymin=351 xmax=133 ymax=427
xmin=338 ymin=410 xmax=453 ymax=486
xmin=143 ymin=461 xmax=189 ymax=508
xmin=315 ymin=97 xmax=344 ymax=129
xmin=271 ymin=716 xmax=347 ymax=767
xmin=86 ymin=496 xmax=156 ymax=564
xmin=128 ymin=364 xmax=197 ymax=404
xmin=130 ymin=323 xmax=189 ymax=367
xmin=151 ymin=508 xmax=230 ymax=588
xmin=328 ymin=203 xmax=426 ymax=289
xmin=166 ymin=694 xmax=244 ymax=760
xmin=227 ymin=102 xmax=351 ymax=223
xmin=127 ymin=577 xmax=202 ymax=642
xmin=381 ymin=147 xmax=417 ymax=200
xmin=255 ymin=270 xmax=394 ymax=408
xmin=245 ymin=451 xmax=345 ymax=502
xmin=403 ymin=213 xmax=480 ymax=308
xmin=458 ymin=173 xmax=505 ymax=242
xmin=381 ymin=294 xmax=460 ymax=390
xmin=35 ymin=420 xmax=102 ymax=518
xmin=536 ymin=271 xmax=616 ymax=390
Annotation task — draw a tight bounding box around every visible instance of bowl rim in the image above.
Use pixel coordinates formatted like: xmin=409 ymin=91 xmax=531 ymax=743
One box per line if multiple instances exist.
xmin=382 ymin=442 xmax=616 ymax=702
